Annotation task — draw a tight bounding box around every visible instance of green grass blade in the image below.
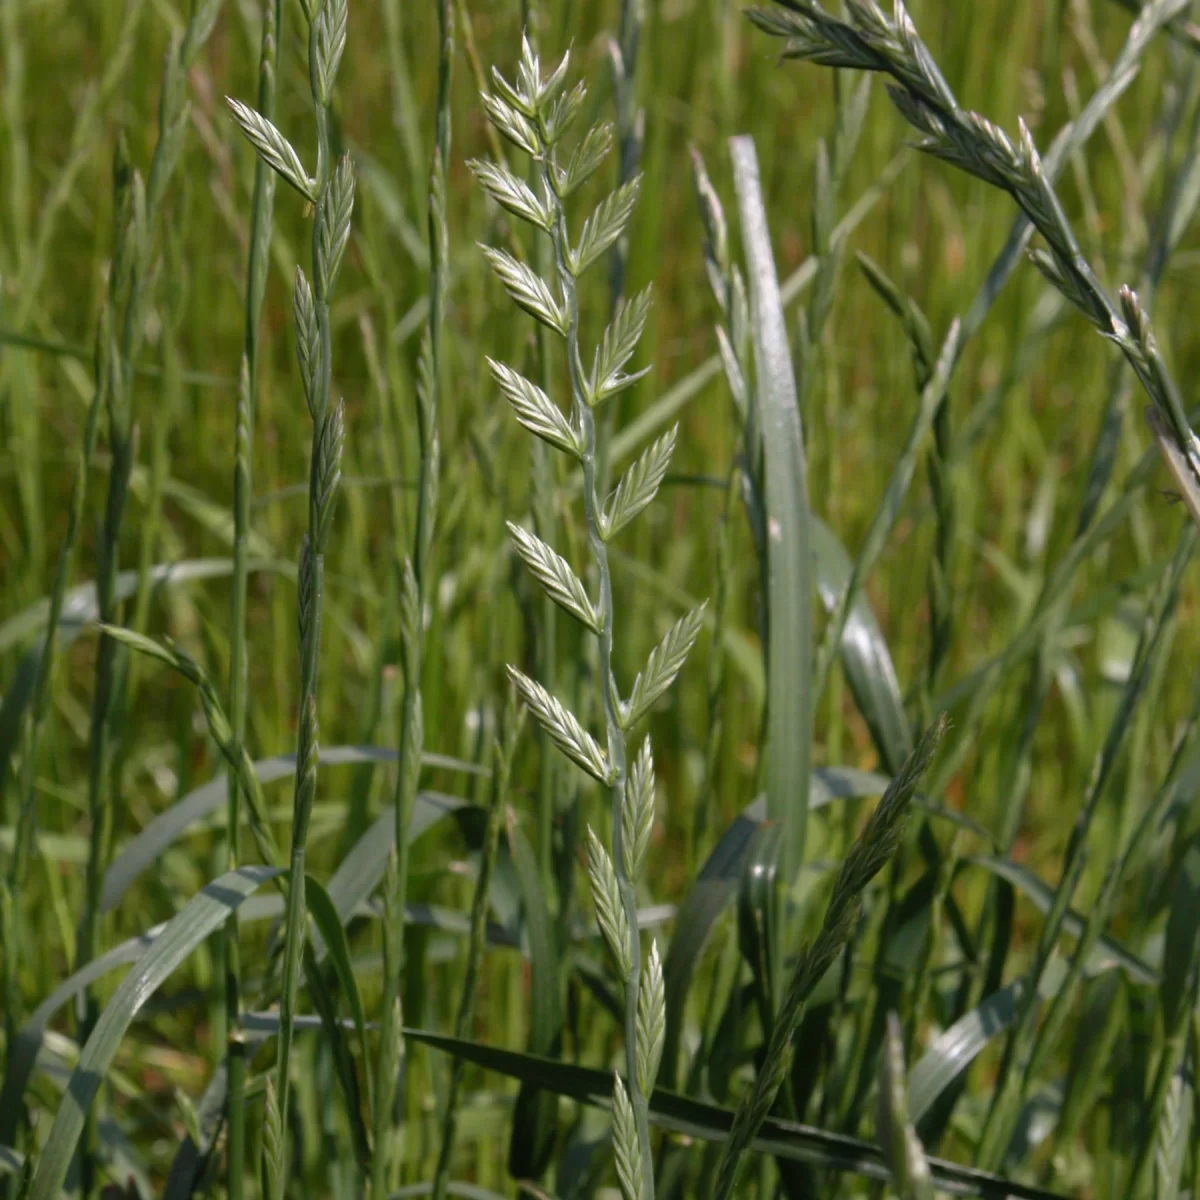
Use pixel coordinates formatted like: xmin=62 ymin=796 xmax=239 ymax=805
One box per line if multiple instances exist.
xmin=305 ymin=873 xmax=372 ymax=1109
xmin=730 ymin=132 xmax=813 ymax=998
xmin=408 ymin=1031 xmax=1066 ymax=1200
xmin=505 ymin=807 xmax=563 ymax=1181
xmin=907 ymin=956 xmax=1071 ymax=1125
xmin=26 ymin=866 xmax=282 ymax=1200
xmin=661 ymin=767 xmax=892 ymax=1085
xmin=811 ymin=515 xmax=912 ymax=770
xmin=100 ymin=749 xmax=478 ymax=915
xmin=970 ymin=856 xmax=1157 ymax=983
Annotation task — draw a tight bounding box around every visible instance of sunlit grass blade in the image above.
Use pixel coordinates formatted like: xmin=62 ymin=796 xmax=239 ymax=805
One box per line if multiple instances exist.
xmin=730 ymin=131 xmax=812 ymax=1010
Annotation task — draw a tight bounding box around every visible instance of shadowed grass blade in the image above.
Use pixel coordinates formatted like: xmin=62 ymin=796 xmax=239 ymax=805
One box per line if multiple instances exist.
xmin=409 ymin=1031 xmax=1066 ymax=1199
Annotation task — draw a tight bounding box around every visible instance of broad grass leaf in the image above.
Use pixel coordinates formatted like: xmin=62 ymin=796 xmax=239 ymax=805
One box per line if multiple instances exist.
xmin=0 ymin=558 xmax=292 ymax=780
xmin=304 ymin=875 xmax=372 ymax=1114
xmin=731 ymin=133 xmax=813 ymax=906
xmin=907 ymin=956 xmax=1070 ymax=1126
xmin=156 ymin=799 xmax=480 ymax=1195
xmin=661 ymin=767 xmax=890 ymax=1086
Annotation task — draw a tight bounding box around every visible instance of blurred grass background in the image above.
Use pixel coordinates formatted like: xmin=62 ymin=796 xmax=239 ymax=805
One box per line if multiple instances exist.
xmin=4 ymin=0 xmax=1200 ymax=1189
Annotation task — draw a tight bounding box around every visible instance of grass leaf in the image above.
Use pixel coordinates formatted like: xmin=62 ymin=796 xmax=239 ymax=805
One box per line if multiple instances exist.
xmin=26 ymin=867 xmax=282 ymax=1200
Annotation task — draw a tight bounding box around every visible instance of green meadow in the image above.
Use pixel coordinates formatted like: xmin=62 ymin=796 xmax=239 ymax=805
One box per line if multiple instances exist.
xmin=4 ymin=1 xmax=1200 ymax=1196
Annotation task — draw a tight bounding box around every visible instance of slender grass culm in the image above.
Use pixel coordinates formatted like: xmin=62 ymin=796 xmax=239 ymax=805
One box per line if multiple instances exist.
xmin=72 ymin=7 xmax=226 ymax=1191
xmin=371 ymin=3 xmax=451 ymax=1195
xmin=224 ymin=5 xmax=283 ymax=1194
xmin=473 ymin=37 xmax=704 ymax=1200
xmin=431 ymin=695 xmax=525 ymax=1200
xmin=0 ymin=170 xmax=113 ymax=1194
xmin=227 ymin=0 xmax=353 ymax=1190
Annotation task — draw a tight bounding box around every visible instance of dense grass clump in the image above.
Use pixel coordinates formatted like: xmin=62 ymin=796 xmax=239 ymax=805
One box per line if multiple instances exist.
xmin=5 ymin=1 xmax=1200 ymax=1197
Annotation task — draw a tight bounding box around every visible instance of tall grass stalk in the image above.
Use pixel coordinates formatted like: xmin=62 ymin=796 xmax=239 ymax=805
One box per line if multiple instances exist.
xmin=598 ymin=0 xmax=645 ymax=492
xmin=474 ymin=37 xmax=702 ymax=1199
xmin=227 ymin=0 xmax=353 ymax=1186
xmin=976 ymin=525 xmax=1196 ymax=1168
xmin=225 ymin=2 xmax=282 ymax=1192
xmin=75 ymin=10 xmax=224 ymax=1189
xmin=372 ymin=4 xmax=451 ymax=1195
xmin=712 ymin=716 xmax=946 ymax=1200
xmin=432 ymin=699 xmax=523 ymax=1200
xmin=0 ymin=301 xmax=105 ymax=1195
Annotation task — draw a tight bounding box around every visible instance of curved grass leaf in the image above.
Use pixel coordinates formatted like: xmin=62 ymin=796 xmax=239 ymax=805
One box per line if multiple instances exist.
xmin=101 ymin=749 xmax=482 ymax=914
xmin=0 ymin=558 xmax=288 ymax=656
xmin=161 ymin=795 xmax=475 ymax=1192
xmin=811 ymin=515 xmax=912 ymax=772
xmin=907 ymin=956 xmax=1070 ymax=1126
xmin=0 ymin=928 xmax=159 ymax=1142
xmin=26 ymin=866 xmax=282 ymax=1200
xmin=0 ymin=825 xmax=503 ymax=1138
xmin=661 ymin=767 xmax=884 ymax=1084
xmin=0 ymin=559 xmax=292 ymax=783
xmin=659 ymin=762 xmax=986 ymax=1087
xmin=409 ymin=1032 xmax=1066 ymax=1200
